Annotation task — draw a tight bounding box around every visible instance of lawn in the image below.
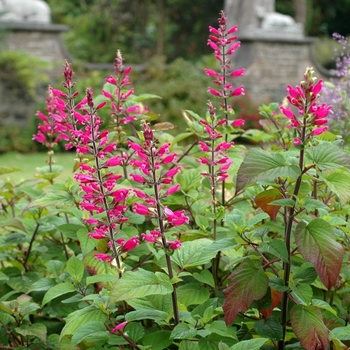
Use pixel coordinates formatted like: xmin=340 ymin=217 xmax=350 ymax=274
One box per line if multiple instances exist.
xmin=0 ymin=152 xmax=76 ymax=184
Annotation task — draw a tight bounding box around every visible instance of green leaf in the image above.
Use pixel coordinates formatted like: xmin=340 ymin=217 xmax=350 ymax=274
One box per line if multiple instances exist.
xmin=60 ymin=306 xmax=107 ymax=340
xmin=259 ymin=239 xmax=288 ymax=262
xmin=125 ymin=309 xmax=170 ymax=322
xmin=177 ymin=169 xmax=202 ymax=191
xmin=290 ymin=304 xmax=330 ymax=350
xmin=293 ymin=266 xmax=317 ymax=285
xmin=77 ymin=228 xmax=97 ymax=255
xmin=205 ymin=320 xmax=237 ymax=340
xmin=59 ymin=224 xmax=86 ymax=240
xmin=171 ymin=239 xmax=217 ymax=268
xmin=0 ymin=166 xmax=21 ymax=175
xmin=254 ymin=317 xmax=283 ymax=341
xmin=28 ymin=278 xmax=56 ymax=292
xmin=171 ymin=323 xmax=198 ymax=339
xmin=290 ymin=283 xmax=313 ymax=305
xmin=108 ymin=269 xmax=173 ymax=304
xmin=142 ymin=330 xmax=172 ymax=350
xmin=193 ymin=270 xmax=215 ymax=288
xmin=223 ymin=258 xmax=269 ymax=324
xmin=236 ymin=148 xmax=301 ymax=192
xmin=71 ymin=321 xmax=108 ymax=346
xmin=320 ymin=171 xmax=350 ymax=205
xmin=306 ymin=143 xmax=350 ymax=170
xmin=86 ymin=274 xmax=117 ymax=286
xmin=312 ymin=299 xmax=337 ymax=316
xmin=24 ymin=192 xmax=75 ymax=211
xmin=331 ymin=325 xmax=350 ymax=340
xmin=177 ymin=283 xmax=210 ymax=306
xmin=229 ymin=338 xmax=268 ymax=350
xmin=294 ymin=219 xmax=343 ymax=290
xmin=179 ymin=340 xmax=200 ymax=349
xmin=67 ymin=256 xmax=85 ymax=283
xmin=15 ymin=323 xmax=47 ymax=342
xmin=133 ymin=93 xmax=162 ymax=101
xmin=42 ymin=282 xmax=75 ymax=306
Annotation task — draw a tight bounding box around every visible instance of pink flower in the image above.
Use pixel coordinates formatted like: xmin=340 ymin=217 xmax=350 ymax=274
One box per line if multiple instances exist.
xmin=142 ymin=230 xmax=161 ymax=243
xmin=133 ymin=203 xmax=149 ymax=216
xmin=168 ymin=240 xmax=182 ymax=250
xmin=280 ymin=106 xmax=295 ymax=120
xmin=231 ymin=68 xmax=245 ymax=77
xmin=110 ymin=321 xmax=128 ymax=333
xmin=231 ymin=119 xmax=245 ymax=127
xmin=165 ymin=166 xmax=181 ymax=177
xmin=94 ymin=253 xmax=113 ymax=263
xmin=162 ymin=153 xmax=177 ymax=164
xmin=207 ymin=87 xmax=222 ymax=97
xmin=312 ymin=126 xmax=328 ymax=136
xmin=231 ymin=86 xmax=244 ymax=96
xmin=199 ymin=141 xmax=210 ymax=152
xmin=121 ymin=236 xmax=139 ymax=252
xmin=167 ymin=210 xmax=189 ymax=226
xmin=166 ymin=184 xmax=180 ymax=195
xmin=130 ymin=173 xmax=146 ymax=183
xmin=216 ymin=141 xmax=234 ymax=151
xmin=293 ymin=138 xmax=301 ymax=146
xmin=204 ymin=69 xmax=218 ymax=77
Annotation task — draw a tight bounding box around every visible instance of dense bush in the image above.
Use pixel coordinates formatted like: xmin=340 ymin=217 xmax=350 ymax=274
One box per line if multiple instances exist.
xmin=1 ymin=10 xmax=350 ymax=350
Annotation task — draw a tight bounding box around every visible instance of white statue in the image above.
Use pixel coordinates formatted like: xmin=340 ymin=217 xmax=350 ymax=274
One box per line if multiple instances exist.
xmin=0 ymin=0 xmax=51 ymax=24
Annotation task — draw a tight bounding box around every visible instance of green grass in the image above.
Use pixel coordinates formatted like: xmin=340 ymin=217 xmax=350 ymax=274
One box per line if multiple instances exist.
xmin=0 ymin=152 xmax=76 ymax=184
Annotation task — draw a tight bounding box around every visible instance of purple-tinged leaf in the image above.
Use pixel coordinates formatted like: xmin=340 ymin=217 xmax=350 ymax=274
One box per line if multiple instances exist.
xmin=223 ymin=258 xmax=269 ymax=325
xmin=294 ymin=219 xmax=343 ymax=290
xmin=255 ymin=189 xmax=283 ymax=221
xmin=291 ymin=304 xmax=330 ymax=350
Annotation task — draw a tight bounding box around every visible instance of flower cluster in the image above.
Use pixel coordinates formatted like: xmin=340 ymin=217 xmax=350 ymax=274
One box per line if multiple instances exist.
xmin=206 ymin=10 xmax=245 ymax=127
xmin=129 ymin=121 xmax=186 ymax=251
xmin=280 ymin=67 xmax=332 ymax=145
xmin=102 ymin=50 xmax=144 ymax=138
xmin=199 ymin=101 xmax=234 ymax=186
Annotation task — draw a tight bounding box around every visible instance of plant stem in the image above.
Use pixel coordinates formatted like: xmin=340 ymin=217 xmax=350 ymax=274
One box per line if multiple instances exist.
xmin=23 ymin=222 xmax=40 ymax=271
xmin=150 ymin=149 xmax=180 ymax=325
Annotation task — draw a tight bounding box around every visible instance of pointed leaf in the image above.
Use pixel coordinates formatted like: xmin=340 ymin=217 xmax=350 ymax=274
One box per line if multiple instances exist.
xmin=320 ymin=171 xmax=350 ymax=205
xmin=229 ymin=338 xmax=268 ymax=350
xmin=254 ymin=317 xmax=283 ymax=340
xmin=255 ymin=189 xmax=283 ymax=221
xmin=15 ymin=324 xmax=47 ymax=342
xmin=108 ymin=269 xmax=173 ymax=304
xmin=24 ymin=192 xmax=75 ymax=211
xmin=171 ymin=239 xmax=217 ymax=268
xmin=171 ymin=323 xmax=198 ymax=339
xmin=306 ymin=143 xmax=350 ymax=170
xmin=223 ymin=258 xmax=269 ymax=324
xmin=294 ymin=219 xmax=343 ymax=290
xmin=236 ymin=148 xmax=301 ymax=192
xmin=177 ymin=283 xmax=210 ymax=306
xmin=71 ymin=321 xmax=108 ymax=346
xmin=259 ymin=288 xmax=283 ymax=318
xmin=67 ymin=256 xmax=85 ymax=283
xmin=291 ymin=304 xmax=330 ymax=350
xmin=42 ymin=282 xmax=75 ymax=306
xmin=259 ymin=239 xmax=288 ymax=262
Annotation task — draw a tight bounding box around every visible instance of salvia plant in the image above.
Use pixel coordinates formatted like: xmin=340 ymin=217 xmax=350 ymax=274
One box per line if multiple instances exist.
xmin=1 ymin=10 xmax=350 ymax=350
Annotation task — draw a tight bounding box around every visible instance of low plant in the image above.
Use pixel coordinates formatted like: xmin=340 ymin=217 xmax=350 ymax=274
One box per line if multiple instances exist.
xmin=1 ymin=10 xmax=350 ymax=350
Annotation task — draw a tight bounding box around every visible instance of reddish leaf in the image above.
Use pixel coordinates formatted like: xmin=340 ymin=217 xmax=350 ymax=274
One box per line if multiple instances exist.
xmin=291 ymin=304 xmax=330 ymax=350
xmin=223 ymin=258 xmax=269 ymax=325
xmin=259 ymin=288 xmax=283 ymax=318
xmin=294 ymin=219 xmax=343 ymax=290
xmin=255 ymin=189 xmax=283 ymax=221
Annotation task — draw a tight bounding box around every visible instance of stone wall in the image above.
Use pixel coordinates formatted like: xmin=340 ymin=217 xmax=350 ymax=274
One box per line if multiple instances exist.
xmin=0 ymin=23 xmax=70 ymax=126
xmin=233 ymin=36 xmax=331 ymax=103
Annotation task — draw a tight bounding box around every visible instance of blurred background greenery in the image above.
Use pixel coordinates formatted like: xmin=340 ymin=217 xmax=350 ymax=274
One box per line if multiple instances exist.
xmin=0 ymin=0 xmax=349 ymax=153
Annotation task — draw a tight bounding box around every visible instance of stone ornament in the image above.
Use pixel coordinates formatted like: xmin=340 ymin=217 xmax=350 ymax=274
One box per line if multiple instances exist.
xmin=0 ymin=0 xmax=51 ymax=24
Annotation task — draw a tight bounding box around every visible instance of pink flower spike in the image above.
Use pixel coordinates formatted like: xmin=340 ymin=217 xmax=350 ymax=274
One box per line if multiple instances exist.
xmin=124 ymin=66 xmax=132 ymax=75
xmin=293 ymin=138 xmax=301 ymax=147
xmin=133 ymin=203 xmax=149 ymax=216
xmin=227 ymin=25 xmax=238 ymax=34
xmin=216 ymin=141 xmax=234 ymax=151
xmin=227 ymin=41 xmax=241 ymax=55
xmin=312 ymin=126 xmax=328 ymax=136
xmin=162 ymin=153 xmax=177 ymax=164
xmin=105 ymin=156 xmax=122 ymax=167
xmin=96 ymin=101 xmax=107 ymax=110
xmin=208 ymin=87 xmax=222 ymax=97
xmin=312 ymin=79 xmax=323 ymax=95
xmin=231 ymin=68 xmax=245 ymax=77
xmin=165 ymin=166 xmax=181 ymax=177
xmin=208 ymin=26 xmax=219 ymax=35
xmin=231 ymin=119 xmax=245 ymax=127
xmin=280 ymin=106 xmax=295 ymax=120
xmin=130 ymin=173 xmax=146 ymax=183
xmin=231 ymin=86 xmax=244 ymax=96
xmin=105 ymin=75 xmax=117 ymax=85
xmin=110 ymin=322 xmax=128 ymax=333
xmin=204 ymin=69 xmax=218 ymax=77
xmin=94 ymin=253 xmax=113 ymax=262
xmin=133 ymin=189 xmax=147 ymax=199
xmin=121 ymin=236 xmax=139 ymax=252
xmin=128 ymin=141 xmax=143 ymax=152
xmin=89 ymin=232 xmax=106 ymax=239
xmin=168 ymin=240 xmax=182 ymax=250
xmin=166 ymin=184 xmax=180 ymax=196
xmin=199 ymin=141 xmax=210 ymax=152
xmin=199 ymin=157 xmax=210 ymax=165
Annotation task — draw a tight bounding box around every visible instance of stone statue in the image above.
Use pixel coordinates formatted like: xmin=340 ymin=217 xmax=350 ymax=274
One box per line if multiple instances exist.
xmin=225 ymin=0 xmax=303 ymax=39
xmin=0 ymin=0 xmax=51 ymax=24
